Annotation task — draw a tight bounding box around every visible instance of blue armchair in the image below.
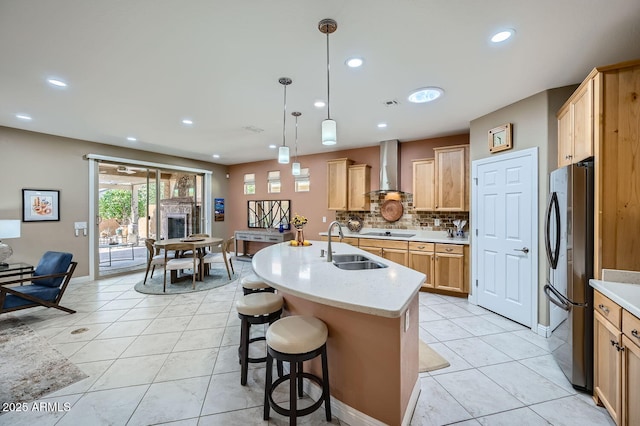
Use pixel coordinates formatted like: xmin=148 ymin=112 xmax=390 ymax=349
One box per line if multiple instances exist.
xmin=0 ymin=251 xmax=77 ymax=314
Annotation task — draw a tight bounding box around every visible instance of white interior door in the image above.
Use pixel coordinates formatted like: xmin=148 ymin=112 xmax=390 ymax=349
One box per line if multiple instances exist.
xmin=473 ymin=148 xmax=537 ymax=328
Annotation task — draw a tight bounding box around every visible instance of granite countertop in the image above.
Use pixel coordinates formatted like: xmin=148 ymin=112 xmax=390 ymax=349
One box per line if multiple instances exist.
xmin=590 ymin=269 xmax=640 ymax=318
xmin=318 ymin=227 xmax=470 ymax=245
xmin=251 ymin=240 xmax=426 ymax=318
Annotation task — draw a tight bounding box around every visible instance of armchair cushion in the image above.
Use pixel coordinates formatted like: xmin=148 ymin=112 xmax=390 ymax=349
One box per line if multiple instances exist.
xmin=3 ymin=285 xmax=60 ymax=309
xmin=32 ymin=251 xmax=73 ymax=287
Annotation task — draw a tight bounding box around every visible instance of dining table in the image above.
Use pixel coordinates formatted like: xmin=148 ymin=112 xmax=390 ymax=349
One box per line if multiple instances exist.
xmin=154 ymin=236 xmax=223 ymax=283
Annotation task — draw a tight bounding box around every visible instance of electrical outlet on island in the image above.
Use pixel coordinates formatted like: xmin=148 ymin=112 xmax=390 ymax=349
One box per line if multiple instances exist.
xmin=404 ymin=308 xmax=410 ymax=332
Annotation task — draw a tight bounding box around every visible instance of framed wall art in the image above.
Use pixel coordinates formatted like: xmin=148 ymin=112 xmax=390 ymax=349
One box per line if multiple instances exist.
xmin=22 ymin=189 xmax=60 ymax=222
xmin=488 ymin=123 xmax=513 ymax=153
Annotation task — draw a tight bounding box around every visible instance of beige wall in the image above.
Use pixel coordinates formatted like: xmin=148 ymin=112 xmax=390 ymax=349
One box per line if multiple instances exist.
xmin=226 ymin=134 xmax=469 ymax=239
xmin=0 ymin=126 xmax=229 ymax=277
xmin=469 ymin=85 xmax=577 ymax=328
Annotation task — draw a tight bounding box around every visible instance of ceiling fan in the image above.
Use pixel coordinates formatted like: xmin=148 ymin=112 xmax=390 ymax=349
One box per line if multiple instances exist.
xmin=116 ymin=166 xmax=136 ymax=174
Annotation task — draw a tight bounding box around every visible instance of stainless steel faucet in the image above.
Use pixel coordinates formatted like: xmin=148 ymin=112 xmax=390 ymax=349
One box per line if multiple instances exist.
xmin=326 ymin=220 xmax=344 ymax=262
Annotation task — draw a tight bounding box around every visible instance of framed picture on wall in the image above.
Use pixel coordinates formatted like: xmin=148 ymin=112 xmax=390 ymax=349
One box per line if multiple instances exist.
xmin=488 ymin=123 xmax=513 ymax=153
xmin=22 ymin=189 xmax=60 ymax=222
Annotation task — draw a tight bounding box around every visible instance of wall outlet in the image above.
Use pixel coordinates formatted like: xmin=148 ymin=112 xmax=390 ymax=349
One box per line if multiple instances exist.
xmin=434 ymin=219 xmax=441 ymax=227
xmin=322 ymin=216 xmax=327 ymax=223
xmin=404 ymin=308 xmax=410 ymax=332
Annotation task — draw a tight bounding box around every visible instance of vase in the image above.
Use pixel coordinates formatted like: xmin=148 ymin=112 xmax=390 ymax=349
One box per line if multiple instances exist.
xmin=295 ymin=228 xmax=304 ymax=245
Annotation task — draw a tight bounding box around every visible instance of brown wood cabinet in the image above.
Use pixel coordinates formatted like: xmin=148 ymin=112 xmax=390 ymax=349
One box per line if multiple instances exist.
xmin=593 ymin=290 xmax=640 ymax=425
xmin=557 ymin=78 xmax=593 ymax=167
xmin=408 ymin=242 xmax=434 ymax=288
xmin=348 ymin=164 xmax=371 ymax=211
xmin=434 ymin=243 xmax=466 ymax=293
xmin=434 ymin=145 xmax=469 ymax=211
xmin=412 ymin=159 xmax=435 ymax=211
xmin=327 ymin=158 xmax=353 ymax=211
xmin=358 ymin=238 xmax=409 ymax=267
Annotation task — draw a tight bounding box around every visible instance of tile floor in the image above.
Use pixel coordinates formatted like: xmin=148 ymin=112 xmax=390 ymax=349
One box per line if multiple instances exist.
xmin=1 ymin=261 xmax=615 ymax=426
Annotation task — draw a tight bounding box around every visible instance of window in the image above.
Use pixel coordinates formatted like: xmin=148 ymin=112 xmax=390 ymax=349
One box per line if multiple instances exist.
xmin=267 ymin=171 xmax=281 ymax=193
xmin=294 ymin=168 xmax=310 ymax=192
xmin=244 ymin=173 xmax=255 ymax=195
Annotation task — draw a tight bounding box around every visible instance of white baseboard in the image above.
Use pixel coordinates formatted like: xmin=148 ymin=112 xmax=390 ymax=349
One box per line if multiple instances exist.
xmin=537 ymin=323 xmax=552 ymax=337
xmin=301 ymin=373 xmax=421 ymax=426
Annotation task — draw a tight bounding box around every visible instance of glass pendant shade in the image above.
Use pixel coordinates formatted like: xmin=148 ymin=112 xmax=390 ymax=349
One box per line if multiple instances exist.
xmin=322 ymin=119 xmax=337 ymax=145
xmin=278 ymin=146 xmax=290 ymax=164
xmin=292 ymin=162 xmax=301 ymax=175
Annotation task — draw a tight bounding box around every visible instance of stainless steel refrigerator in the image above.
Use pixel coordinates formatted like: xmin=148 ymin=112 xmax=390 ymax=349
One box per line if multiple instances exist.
xmin=544 ymin=159 xmax=594 ymax=392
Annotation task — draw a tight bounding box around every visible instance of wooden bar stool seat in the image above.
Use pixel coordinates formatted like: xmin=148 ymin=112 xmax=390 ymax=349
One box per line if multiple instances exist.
xmin=236 ymin=292 xmax=284 ymax=385
xmin=264 ymin=315 xmax=332 ymax=425
xmin=241 ymin=273 xmax=275 ymax=295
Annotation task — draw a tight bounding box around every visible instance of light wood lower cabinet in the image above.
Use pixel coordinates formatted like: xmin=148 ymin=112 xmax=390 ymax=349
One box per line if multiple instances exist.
xmin=594 ymin=290 xmax=640 ymax=425
xmin=408 ymin=242 xmax=434 ymax=289
xmin=434 ymin=244 xmax=465 ymax=293
xmin=358 ymin=239 xmax=409 ymax=267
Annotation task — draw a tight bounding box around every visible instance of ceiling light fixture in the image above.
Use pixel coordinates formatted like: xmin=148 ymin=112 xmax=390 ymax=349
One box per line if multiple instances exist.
xmin=377 ymin=123 xmax=387 ymax=128
xmin=269 ymin=144 xmax=277 ymax=149
xmin=126 ymin=136 xmax=137 ymax=142
xmin=47 ymin=78 xmax=67 ymax=88
xmin=407 ymin=87 xmax=444 ymax=103
xmin=346 ymin=57 xmax=363 ymax=68
xmin=291 ymin=111 xmax=302 ymax=175
xmin=277 ymin=77 xmax=292 ymax=164
xmin=182 ymin=119 xmax=193 ymax=125
xmin=314 ymin=100 xmax=326 ymax=108
xmin=319 ymin=18 xmax=338 ymax=146
xmin=491 ymin=29 xmax=515 ymax=43
xmin=16 ymin=113 xmax=32 ymax=120
xmin=212 ymin=154 xmax=220 ymax=159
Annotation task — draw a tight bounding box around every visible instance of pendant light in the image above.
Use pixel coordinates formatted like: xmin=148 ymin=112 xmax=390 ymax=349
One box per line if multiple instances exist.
xmin=319 ymin=18 xmax=337 ymax=146
xmin=291 ymin=111 xmax=302 ymax=175
xmin=278 ymin=77 xmax=292 ymax=164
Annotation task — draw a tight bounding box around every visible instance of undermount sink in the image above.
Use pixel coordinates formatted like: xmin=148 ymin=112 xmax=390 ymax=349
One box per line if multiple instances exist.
xmin=333 ymin=260 xmax=388 ymax=270
xmin=331 ymin=254 xmax=370 ymax=263
xmin=361 ymin=231 xmax=416 ymax=238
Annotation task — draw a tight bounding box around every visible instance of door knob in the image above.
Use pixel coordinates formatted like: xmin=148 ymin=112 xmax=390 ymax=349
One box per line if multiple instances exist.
xmin=514 ymin=247 xmax=530 ymax=254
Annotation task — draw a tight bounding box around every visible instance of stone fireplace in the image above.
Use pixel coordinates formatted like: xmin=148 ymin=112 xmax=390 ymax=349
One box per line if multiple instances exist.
xmin=160 ymin=197 xmax=196 ymax=239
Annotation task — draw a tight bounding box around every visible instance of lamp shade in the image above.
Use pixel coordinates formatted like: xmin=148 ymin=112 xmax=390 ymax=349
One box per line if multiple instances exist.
xmin=292 ymin=162 xmax=301 ymax=176
xmin=0 ymin=220 xmax=20 ymax=239
xmin=322 ymin=119 xmax=337 ymax=145
xmin=278 ymin=146 xmax=290 ymax=164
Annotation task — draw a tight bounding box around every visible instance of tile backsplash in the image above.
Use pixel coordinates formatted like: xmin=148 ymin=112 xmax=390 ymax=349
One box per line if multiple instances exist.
xmin=335 ymin=194 xmax=469 ymax=233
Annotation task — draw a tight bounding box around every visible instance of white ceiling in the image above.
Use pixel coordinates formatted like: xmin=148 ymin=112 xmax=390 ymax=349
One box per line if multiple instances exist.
xmin=2 ymin=0 xmax=640 ymax=165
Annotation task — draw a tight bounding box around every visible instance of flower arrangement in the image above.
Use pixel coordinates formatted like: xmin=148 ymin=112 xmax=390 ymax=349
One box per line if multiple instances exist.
xmin=292 ymin=213 xmax=308 ymax=229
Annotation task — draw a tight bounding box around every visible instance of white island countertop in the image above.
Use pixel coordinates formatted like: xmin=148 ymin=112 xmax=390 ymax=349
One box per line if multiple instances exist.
xmin=252 ymin=240 xmax=426 ymax=318
xmin=318 ymin=227 xmax=470 ymax=245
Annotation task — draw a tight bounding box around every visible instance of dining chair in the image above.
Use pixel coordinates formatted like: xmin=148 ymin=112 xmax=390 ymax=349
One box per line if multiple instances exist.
xmin=201 ymin=236 xmax=235 ymax=280
xmin=163 ymin=242 xmax=200 ymax=292
xmin=143 ymin=238 xmax=165 ymax=285
xmin=180 ymin=233 xmax=210 ymax=258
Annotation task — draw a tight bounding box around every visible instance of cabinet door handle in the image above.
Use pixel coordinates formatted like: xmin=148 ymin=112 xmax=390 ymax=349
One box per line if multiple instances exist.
xmin=632 ymin=329 xmax=639 ymax=339
xmin=598 ymin=304 xmax=610 ymax=315
xmin=445 ymin=248 xmax=453 ymax=252
xmin=417 ymin=245 xmax=425 ymax=249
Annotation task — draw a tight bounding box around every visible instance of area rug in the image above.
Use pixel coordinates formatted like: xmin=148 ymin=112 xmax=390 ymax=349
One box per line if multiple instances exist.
xmin=0 ymin=315 xmax=88 ymax=405
xmin=419 ymin=339 xmax=450 ymax=372
xmin=134 ymin=266 xmax=239 ymax=295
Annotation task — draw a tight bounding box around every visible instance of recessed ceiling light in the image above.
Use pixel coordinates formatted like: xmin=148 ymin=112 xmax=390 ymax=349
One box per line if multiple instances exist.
xmin=182 ymin=119 xmax=193 ymax=125
xmin=346 ymin=57 xmax=363 ymax=68
xmin=407 ymin=87 xmax=444 ymax=103
xmin=47 ymin=78 xmax=67 ymax=88
xmin=212 ymin=154 xmax=220 ymax=159
xmin=314 ymin=100 xmax=326 ymax=108
xmin=491 ymin=29 xmax=515 ymax=43
xmin=16 ymin=113 xmax=32 ymax=120
xmin=269 ymin=144 xmax=277 ymax=149
xmin=377 ymin=123 xmax=387 ymax=128
xmin=126 ymin=136 xmax=137 ymax=142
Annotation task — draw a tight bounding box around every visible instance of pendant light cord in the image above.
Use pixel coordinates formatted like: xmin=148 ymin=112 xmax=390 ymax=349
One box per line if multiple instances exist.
xmin=326 ymin=31 xmax=331 ymax=120
xmin=294 ymin=115 xmax=299 ymax=160
xmin=282 ymin=83 xmax=287 ymax=147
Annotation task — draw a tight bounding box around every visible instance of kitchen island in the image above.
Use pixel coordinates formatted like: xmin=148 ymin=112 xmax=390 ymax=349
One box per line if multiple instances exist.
xmin=252 ymin=240 xmax=426 ymax=426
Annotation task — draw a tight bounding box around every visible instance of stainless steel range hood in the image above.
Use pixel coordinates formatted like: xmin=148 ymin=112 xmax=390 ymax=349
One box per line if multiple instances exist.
xmin=369 ymin=140 xmax=409 ymax=198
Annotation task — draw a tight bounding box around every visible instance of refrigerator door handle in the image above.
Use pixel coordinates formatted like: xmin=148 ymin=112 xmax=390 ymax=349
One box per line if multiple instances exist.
xmin=544 ymin=282 xmax=571 ymax=311
xmin=545 ymin=192 xmax=560 ymax=269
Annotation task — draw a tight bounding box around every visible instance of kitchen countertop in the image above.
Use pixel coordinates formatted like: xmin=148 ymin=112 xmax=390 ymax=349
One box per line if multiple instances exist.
xmin=251 ymin=240 xmax=426 ymax=318
xmin=318 ymin=227 xmax=470 ymax=245
xmin=590 ymin=269 xmax=640 ymax=318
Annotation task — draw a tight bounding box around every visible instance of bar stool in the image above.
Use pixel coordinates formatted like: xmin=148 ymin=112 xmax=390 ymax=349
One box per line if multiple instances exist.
xmin=241 ymin=273 xmax=275 ymax=295
xmin=235 ymin=292 xmax=284 ymax=385
xmin=264 ymin=315 xmax=331 ymax=424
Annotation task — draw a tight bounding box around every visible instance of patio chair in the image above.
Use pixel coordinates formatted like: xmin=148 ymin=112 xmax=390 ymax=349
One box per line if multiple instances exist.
xmin=143 ymin=238 xmax=165 ymax=285
xmin=0 ymin=251 xmax=77 ymax=314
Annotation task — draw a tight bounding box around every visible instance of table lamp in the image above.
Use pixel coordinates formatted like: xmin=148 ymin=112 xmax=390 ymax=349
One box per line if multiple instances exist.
xmin=0 ymin=220 xmax=21 ymax=267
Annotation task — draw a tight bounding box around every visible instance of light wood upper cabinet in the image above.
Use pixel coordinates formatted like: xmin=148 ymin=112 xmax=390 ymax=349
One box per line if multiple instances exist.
xmin=412 ymin=159 xmax=435 ymax=211
xmin=327 ymin=158 xmax=353 ymax=211
xmin=348 ymin=164 xmax=371 ymax=211
xmin=558 ymin=78 xmax=594 ymax=167
xmin=434 ymin=145 xmax=469 ymax=211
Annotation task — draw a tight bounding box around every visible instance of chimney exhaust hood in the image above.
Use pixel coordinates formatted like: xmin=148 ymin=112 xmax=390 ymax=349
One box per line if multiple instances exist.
xmin=369 ymin=140 xmax=409 ymax=198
